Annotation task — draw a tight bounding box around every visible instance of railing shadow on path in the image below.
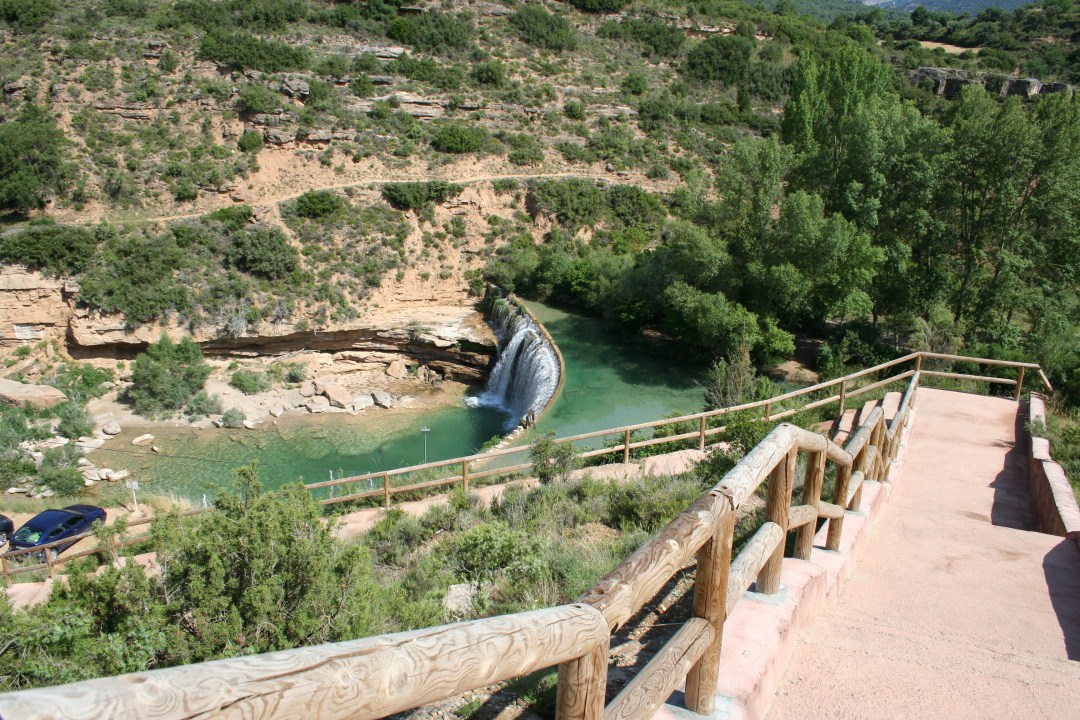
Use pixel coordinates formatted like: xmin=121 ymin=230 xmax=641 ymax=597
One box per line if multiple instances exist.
xmin=1043 ymin=540 xmax=1080 ymax=661
xmin=989 ymin=403 xmax=1038 ymax=530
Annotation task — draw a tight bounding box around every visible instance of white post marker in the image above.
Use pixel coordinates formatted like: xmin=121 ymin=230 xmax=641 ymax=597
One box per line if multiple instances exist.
xmin=421 ymin=426 xmax=431 ymax=464
xmin=125 ymin=480 xmax=140 ymax=516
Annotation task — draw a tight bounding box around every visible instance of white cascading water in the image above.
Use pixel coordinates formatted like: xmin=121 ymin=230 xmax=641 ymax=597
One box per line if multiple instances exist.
xmin=468 ymin=299 xmax=560 ymax=430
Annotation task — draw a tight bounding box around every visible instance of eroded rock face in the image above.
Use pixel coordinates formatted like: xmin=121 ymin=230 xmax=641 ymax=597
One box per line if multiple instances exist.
xmin=0 ymin=269 xmax=72 ymax=347
xmin=0 ymin=378 xmax=67 ymax=409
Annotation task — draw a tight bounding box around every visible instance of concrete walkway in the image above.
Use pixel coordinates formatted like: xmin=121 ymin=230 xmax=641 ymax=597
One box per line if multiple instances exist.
xmin=768 ymin=388 xmax=1080 ymax=720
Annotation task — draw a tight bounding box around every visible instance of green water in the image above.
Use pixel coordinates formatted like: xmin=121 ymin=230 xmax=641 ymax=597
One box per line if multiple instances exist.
xmin=91 ymin=302 xmax=704 ymax=499
xmin=525 ymin=302 xmax=704 ymax=440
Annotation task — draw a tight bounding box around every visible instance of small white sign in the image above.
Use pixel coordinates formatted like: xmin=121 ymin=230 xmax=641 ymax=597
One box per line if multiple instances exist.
xmin=125 ymin=481 xmax=139 ymax=491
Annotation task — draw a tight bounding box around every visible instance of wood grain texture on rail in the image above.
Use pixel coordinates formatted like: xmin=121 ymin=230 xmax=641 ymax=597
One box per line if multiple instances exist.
xmin=578 ymin=494 xmax=726 ymax=629
xmin=0 ymin=604 xmax=608 ymax=720
xmin=726 ymin=522 xmax=784 ymax=614
xmin=605 ymin=619 xmax=714 ymax=720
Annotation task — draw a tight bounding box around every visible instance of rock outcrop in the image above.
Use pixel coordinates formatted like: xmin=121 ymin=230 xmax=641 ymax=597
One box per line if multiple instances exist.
xmin=0 ymin=378 xmax=68 ymax=409
xmin=911 ymin=67 xmax=1073 ymax=100
xmin=0 ymin=269 xmax=73 ymax=347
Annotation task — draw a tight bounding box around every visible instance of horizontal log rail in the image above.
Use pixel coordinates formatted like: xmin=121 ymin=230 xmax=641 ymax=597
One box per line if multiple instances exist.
xmin=0 ymin=604 xmax=610 ymax=720
xmin=0 ymin=352 xmax=1048 ymax=718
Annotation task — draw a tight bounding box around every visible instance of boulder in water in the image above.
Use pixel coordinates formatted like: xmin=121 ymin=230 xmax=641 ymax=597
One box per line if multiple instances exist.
xmin=306 ymin=396 xmax=330 ymax=413
xmin=371 ymin=390 xmax=394 ymax=408
xmin=131 ymin=433 xmax=154 ymax=446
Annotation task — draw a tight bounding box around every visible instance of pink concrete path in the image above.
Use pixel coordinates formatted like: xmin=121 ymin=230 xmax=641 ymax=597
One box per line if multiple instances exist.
xmin=768 ymin=388 xmax=1080 ymax=720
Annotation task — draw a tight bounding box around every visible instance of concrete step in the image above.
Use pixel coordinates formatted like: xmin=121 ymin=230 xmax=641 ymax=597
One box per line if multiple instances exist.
xmin=831 ymin=408 xmax=859 ymax=446
xmin=856 ymin=399 xmax=879 ymax=430
xmin=881 ymin=391 xmax=902 ymax=426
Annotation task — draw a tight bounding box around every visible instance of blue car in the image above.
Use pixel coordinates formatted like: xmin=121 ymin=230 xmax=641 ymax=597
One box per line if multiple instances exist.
xmin=0 ymin=514 xmax=12 ymax=546
xmin=9 ymin=505 xmax=107 ymax=561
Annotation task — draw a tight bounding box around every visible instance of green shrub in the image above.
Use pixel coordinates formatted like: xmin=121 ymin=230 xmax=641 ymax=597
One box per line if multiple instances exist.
xmin=295 ymin=190 xmax=345 ymax=219
xmin=387 ymin=12 xmax=474 ymax=53
xmin=0 ymin=222 xmax=96 ymax=275
xmin=0 ymin=0 xmax=57 ymax=29
xmin=49 ymin=363 xmax=114 ymax=401
xmin=127 ymin=337 xmax=212 ymax=419
xmin=606 ymin=184 xmax=665 ymax=229
xmin=228 ymin=228 xmax=299 ymax=280
xmin=198 ymin=30 xmax=310 ymax=72
xmin=509 ymin=5 xmax=577 ymax=51
xmin=448 ymin=522 xmax=543 ymax=583
xmin=387 ymin=55 xmax=465 ymax=89
xmin=222 ymin=407 xmax=245 ymax=427
xmin=563 ymin=100 xmax=586 ymax=120
xmin=530 ymin=179 xmax=605 ymax=229
xmin=186 ymin=390 xmax=223 ymax=418
xmin=529 ymin=432 xmax=579 ymax=484
xmin=205 ymin=205 xmax=253 ymax=232
xmin=349 ymin=75 xmax=375 ymax=97
xmin=158 ymin=50 xmax=180 ymax=73
xmin=685 ymin=34 xmax=754 ymax=84
xmin=381 ymin=181 xmax=463 ymax=211
xmin=504 ymin=133 xmax=544 ymax=166
xmin=238 ymin=130 xmax=264 ymax=153
xmin=597 ymin=17 xmax=684 ymax=57
xmin=230 ymin=369 xmax=270 ymax=395
xmin=0 ymin=106 xmax=71 ymax=213
xmin=621 ymin=72 xmax=648 ymax=95
xmin=470 ymin=60 xmax=505 ymax=87
xmin=566 ymin=0 xmax=627 ymax=12
xmin=236 ymin=84 xmax=281 ymax=115
xmin=56 ymin=402 xmax=94 ymax=440
xmin=430 ymin=124 xmax=488 ymax=154
xmin=37 ymin=464 xmax=83 ymax=497
xmin=284 ymin=364 xmax=306 ymax=383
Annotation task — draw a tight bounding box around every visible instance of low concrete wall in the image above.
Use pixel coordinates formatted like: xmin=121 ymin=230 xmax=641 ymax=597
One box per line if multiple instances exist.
xmin=1027 ymin=394 xmax=1080 ymax=549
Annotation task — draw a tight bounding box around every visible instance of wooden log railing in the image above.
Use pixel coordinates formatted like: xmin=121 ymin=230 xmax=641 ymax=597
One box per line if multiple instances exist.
xmin=0 ymin=353 xmax=1049 ymax=718
xmin=0 ymin=352 xmax=1051 ymax=587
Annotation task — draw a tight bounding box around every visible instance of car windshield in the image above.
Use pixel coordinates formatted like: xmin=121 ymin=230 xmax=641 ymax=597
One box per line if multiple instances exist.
xmin=13 ymin=527 xmax=42 ymax=544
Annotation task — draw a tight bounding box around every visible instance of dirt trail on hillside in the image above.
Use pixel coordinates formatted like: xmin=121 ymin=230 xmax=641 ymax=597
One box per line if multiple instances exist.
xmin=136 ymin=170 xmax=634 ymax=225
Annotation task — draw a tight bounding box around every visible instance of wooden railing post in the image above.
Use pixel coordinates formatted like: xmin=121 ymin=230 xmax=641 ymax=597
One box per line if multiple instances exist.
xmin=874 ymin=415 xmax=887 ymax=479
xmin=685 ymin=506 xmax=736 ymax=713
xmin=382 ymin=473 xmax=391 ymax=509
xmin=795 ymin=450 xmax=825 ymax=560
xmin=44 ymin=550 xmax=55 ymax=578
xmin=699 ymin=416 xmax=706 ymax=451
xmin=1014 ymin=366 xmax=1025 ymax=401
xmin=1 ymin=555 xmax=9 ymax=588
xmin=756 ymin=448 xmax=796 ymax=594
xmin=915 ymin=353 xmax=923 ymax=373
xmin=623 ymin=429 xmax=631 ymax=464
xmin=555 ymin=637 xmax=609 ymax=720
xmin=462 ymin=460 xmax=469 ymax=493
xmin=850 ymin=446 xmax=867 ymax=512
xmin=826 ymin=462 xmax=852 ymax=552
xmin=838 ymin=378 xmax=847 ymax=415
xmin=764 ymin=402 xmax=771 ymax=422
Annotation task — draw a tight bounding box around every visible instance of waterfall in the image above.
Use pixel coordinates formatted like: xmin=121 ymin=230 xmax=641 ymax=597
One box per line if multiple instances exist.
xmin=468 ymin=299 xmax=560 ymax=430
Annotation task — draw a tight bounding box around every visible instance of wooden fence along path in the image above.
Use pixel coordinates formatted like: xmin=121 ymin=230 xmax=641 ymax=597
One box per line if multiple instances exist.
xmin=0 ymin=353 xmax=1053 ymax=720
xmin=0 ymin=351 xmax=1043 ymax=585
